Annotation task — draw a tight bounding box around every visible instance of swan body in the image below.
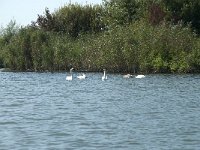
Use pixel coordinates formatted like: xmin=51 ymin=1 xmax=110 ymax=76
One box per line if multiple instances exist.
xmin=123 ymin=74 xmax=132 ymax=78
xmin=77 ymin=73 xmax=86 ymax=79
xmin=102 ymin=69 xmax=107 ymax=81
xmin=66 ymin=68 xmax=74 ymax=81
xmin=135 ymin=75 xmax=145 ymax=78
xmin=66 ymin=75 xmax=72 ymax=81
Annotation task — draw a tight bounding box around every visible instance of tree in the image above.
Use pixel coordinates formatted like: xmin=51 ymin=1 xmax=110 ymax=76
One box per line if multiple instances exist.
xmin=32 ymin=4 xmax=105 ymax=37
xmin=0 ymin=20 xmax=20 ymax=69
xmin=163 ymin=0 xmax=200 ymax=34
xmin=34 ymin=8 xmax=57 ymax=32
xmin=103 ymin=0 xmax=139 ymax=26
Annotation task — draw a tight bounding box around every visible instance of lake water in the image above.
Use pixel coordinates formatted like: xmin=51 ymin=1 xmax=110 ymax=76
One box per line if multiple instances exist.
xmin=0 ymin=72 xmax=200 ymax=150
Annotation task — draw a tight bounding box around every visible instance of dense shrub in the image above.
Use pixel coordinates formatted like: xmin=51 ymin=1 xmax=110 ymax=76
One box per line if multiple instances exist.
xmin=0 ymin=2 xmax=200 ymax=73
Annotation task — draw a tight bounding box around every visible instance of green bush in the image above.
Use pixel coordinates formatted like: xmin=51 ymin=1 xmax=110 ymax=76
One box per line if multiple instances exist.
xmin=0 ymin=2 xmax=200 ymax=73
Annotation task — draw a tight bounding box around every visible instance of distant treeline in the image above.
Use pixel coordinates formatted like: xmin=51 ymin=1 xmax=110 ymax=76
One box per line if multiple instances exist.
xmin=0 ymin=0 xmax=200 ymax=73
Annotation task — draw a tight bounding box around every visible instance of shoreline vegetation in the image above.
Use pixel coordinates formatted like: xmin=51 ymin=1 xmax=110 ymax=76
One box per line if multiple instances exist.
xmin=0 ymin=0 xmax=200 ymax=73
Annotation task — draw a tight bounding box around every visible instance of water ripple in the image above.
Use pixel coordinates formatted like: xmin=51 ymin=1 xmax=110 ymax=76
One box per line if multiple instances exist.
xmin=0 ymin=73 xmax=200 ymax=149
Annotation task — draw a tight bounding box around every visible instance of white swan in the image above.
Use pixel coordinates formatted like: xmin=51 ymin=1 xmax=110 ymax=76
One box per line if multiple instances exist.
xmin=77 ymin=73 xmax=86 ymax=79
xmin=135 ymin=74 xmax=145 ymax=78
xmin=123 ymin=74 xmax=132 ymax=78
xmin=66 ymin=68 xmax=74 ymax=81
xmin=102 ymin=69 xmax=107 ymax=81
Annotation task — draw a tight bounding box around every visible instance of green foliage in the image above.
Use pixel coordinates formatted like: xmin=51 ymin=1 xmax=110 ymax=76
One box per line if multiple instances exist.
xmin=103 ymin=0 xmax=139 ymax=26
xmin=0 ymin=20 xmax=20 ymax=69
xmin=0 ymin=1 xmax=200 ymax=73
xmin=163 ymin=0 xmax=200 ymax=34
xmin=73 ymin=20 xmax=199 ymax=73
xmin=34 ymin=8 xmax=57 ymax=32
xmin=33 ymin=4 xmax=105 ymax=37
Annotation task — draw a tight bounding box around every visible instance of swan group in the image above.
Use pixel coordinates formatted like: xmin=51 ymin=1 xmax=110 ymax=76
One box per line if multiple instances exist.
xmin=66 ymin=68 xmax=145 ymax=81
xmin=66 ymin=68 xmax=87 ymax=80
xmin=123 ymin=74 xmax=145 ymax=79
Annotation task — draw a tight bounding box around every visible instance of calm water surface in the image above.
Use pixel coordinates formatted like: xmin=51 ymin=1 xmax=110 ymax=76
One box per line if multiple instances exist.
xmin=0 ymin=72 xmax=200 ymax=150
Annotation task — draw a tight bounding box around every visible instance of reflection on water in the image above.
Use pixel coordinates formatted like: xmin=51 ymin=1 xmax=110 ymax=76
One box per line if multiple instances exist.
xmin=0 ymin=72 xmax=200 ymax=149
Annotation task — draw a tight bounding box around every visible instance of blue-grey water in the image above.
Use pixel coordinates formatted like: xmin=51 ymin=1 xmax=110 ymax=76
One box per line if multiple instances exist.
xmin=0 ymin=72 xmax=200 ymax=150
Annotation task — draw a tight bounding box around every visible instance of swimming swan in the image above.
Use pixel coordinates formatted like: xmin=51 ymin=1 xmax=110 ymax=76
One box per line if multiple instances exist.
xmin=77 ymin=73 xmax=86 ymax=79
xmin=66 ymin=68 xmax=74 ymax=81
xmin=102 ymin=69 xmax=107 ymax=81
xmin=123 ymin=74 xmax=133 ymax=78
xmin=135 ymin=75 xmax=145 ymax=78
